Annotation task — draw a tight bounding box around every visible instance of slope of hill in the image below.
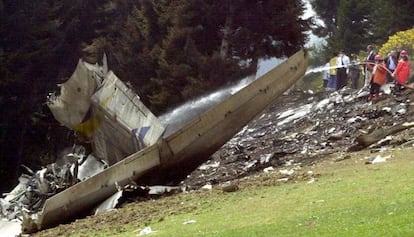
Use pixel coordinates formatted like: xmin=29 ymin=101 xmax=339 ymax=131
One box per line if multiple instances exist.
xmin=182 ymin=86 xmax=414 ymax=189
xmin=34 ymin=85 xmax=414 ymax=236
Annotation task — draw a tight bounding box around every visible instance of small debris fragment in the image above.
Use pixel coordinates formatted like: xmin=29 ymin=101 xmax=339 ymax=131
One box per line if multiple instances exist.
xmin=328 ymin=132 xmax=344 ymax=141
xmin=148 ymin=186 xmax=181 ymax=195
xmin=183 ymin=220 xmax=197 ymax=225
xmin=201 ymin=184 xmax=213 ymax=190
xmin=137 ymin=227 xmax=154 ymax=236
xmin=198 ymin=161 xmax=220 ymax=171
xmin=260 ymin=154 xmax=272 ymax=164
xmin=365 ymin=155 xmax=391 ymax=164
xmin=279 ymin=169 xmax=295 ymax=176
xmin=334 ymin=155 xmax=351 ymax=162
xmin=277 ymin=178 xmax=289 ymax=182
xmin=263 ymin=166 xmax=274 ymax=173
xmin=221 ymin=183 xmax=239 ymax=192
xmin=311 ymin=199 xmax=325 ymax=204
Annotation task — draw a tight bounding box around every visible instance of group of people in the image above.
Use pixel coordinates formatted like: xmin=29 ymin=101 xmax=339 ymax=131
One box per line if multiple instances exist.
xmin=323 ymin=50 xmax=363 ymax=90
xmin=323 ymin=45 xmax=411 ymax=101
xmin=367 ymin=46 xmax=410 ymax=100
xmin=323 ymin=50 xmax=356 ymax=91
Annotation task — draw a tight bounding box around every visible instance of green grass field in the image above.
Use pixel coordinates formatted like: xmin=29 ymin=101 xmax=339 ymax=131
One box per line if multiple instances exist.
xmin=36 ymin=149 xmax=414 ymax=237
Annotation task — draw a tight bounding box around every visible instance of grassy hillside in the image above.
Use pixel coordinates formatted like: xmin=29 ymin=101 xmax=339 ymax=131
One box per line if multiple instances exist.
xmin=35 ymin=148 xmax=414 ymax=237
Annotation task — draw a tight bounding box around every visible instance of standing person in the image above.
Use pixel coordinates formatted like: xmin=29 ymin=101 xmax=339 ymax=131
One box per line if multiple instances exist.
xmin=348 ymin=54 xmax=362 ymax=89
xmin=392 ymin=50 xmax=411 ymax=94
xmin=385 ymin=50 xmax=397 ymax=83
xmin=369 ymin=55 xmax=387 ymax=101
xmin=336 ymin=49 xmax=350 ymax=90
xmin=327 ymin=52 xmax=338 ymax=90
xmin=364 ymin=45 xmax=376 ymax=87
xmin=323 ymin=58 xmax=330 ymax=89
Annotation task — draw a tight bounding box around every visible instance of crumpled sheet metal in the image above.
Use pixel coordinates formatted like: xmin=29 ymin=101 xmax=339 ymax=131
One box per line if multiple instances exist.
xmin=77 ymin=154 xmax=108 ymax=181
xmin=94 ymin=190 xmax=123 ymax=215
xmin=0 ymin=163 xmax=77 ymax=235
xmin=47 ymin=59 xmax=105 ymax=129
xmin=93 ymin=184 xmax=181 ymax=215
xmin=2 ymin=163 xmax=77 ymax=214
xmin=0 ymin=146 xmax=108 ymax=234
xmin=0 ymin=219 xmax=21 ymax=237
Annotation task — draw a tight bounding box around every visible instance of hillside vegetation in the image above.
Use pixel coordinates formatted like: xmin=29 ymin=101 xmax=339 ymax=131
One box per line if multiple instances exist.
xmin=35 ymin=148 xmax=414 ymax=237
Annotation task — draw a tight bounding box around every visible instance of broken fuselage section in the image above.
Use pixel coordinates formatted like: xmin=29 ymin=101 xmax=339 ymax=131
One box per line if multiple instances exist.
xmin=47 ymin=55 xmax=165 ymax=165
xmin=3 ymin=50 xmax=308 ymax=233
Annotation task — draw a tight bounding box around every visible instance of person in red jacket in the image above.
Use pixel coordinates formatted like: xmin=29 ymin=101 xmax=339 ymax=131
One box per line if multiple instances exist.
xmin=392 ymin=50 xmax=411 ymax=94
xmin=369 ymin=55 xmax=387 ymax=101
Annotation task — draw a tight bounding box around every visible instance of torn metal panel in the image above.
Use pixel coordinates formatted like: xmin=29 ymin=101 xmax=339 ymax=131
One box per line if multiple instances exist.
xmin=0 ymin=219 xmax=21 ymax=237
xmin=47 ymin=59 xmax=105 ymax=129
xmin=91 ymin=72 xmax=164 ymax=147
xmin=93 ymin=185 xmax=181 ymax=215
xmin=3 ymin=175 xmax=30 ymax=203
xmin=94 ymin=190 xmax=123 ymax=215
xmin=77 ymin=154 xmax=108 ymax=181
xmin=48 ymin=56 xmax=165 ymax=166
xmin=89 ymin=71 xmax=165 ymax=165
xmin=147 ymin=186 xmax=181 ymax=195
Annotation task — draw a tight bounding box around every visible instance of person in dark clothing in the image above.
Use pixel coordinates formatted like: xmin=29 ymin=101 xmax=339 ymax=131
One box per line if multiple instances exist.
xmin=364 ymin=45 xmax=376 ymax=87
xmin=385 ymin=50 xmax=397 ymax=83
xmin=348 ymin=54 xmax=362 ymax=89
xmin=336 ymin=50 xmax=350 ymax=90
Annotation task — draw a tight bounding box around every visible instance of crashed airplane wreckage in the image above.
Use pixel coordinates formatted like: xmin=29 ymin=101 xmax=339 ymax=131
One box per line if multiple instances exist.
xmin=1 ymin=50 xmax=307 ymax=234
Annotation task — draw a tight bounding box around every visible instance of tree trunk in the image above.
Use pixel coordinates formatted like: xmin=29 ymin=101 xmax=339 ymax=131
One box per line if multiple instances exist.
xmin=220 ymin=4 xmax=233 ymax=59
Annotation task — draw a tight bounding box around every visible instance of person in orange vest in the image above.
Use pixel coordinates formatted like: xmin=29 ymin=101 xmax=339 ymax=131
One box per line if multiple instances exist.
xmin=392 ymin=50 xmax=411 ymax=94
xmin=369 ymin=55 xmax=387 ymax=101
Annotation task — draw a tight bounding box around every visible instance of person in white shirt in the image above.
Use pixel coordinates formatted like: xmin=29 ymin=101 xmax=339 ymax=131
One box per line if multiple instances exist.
xmin=323 ymin=58 xmax=330 ymax=89
xmin=336 ymin=49 xmax=350 ymax=90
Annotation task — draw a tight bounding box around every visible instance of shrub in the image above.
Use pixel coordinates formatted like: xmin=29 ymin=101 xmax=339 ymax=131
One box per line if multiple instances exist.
xmin=379 ymin=28 xmax=414 ymax=57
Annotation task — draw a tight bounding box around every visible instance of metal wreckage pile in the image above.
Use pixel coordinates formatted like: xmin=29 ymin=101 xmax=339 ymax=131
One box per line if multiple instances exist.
xmin=0 ymin=54 xmax=167 ymax=235
xmin=1 ymin=50 xmax=308 ymax=235
xmin=3 ymin=49 xmax=414 ymax=235
xmin=182 ymin=85 xmax=414 ymax=188
xmin=0 ymin=146 xmax=108 ymax=233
